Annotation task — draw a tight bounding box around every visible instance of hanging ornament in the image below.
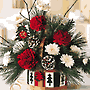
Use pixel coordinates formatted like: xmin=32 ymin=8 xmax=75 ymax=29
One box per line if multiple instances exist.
xmin=28 ymin=35 xmax=40 ymax=48
xmin=19 ymin=30 xmax=27 ymax=39
xmin=41 ymin=55 xmax=55 ymax=70
xmin=35 ymin=71 xmax=45 ymax=81
xmin=13 ymin=41 xmax=25 ymax=54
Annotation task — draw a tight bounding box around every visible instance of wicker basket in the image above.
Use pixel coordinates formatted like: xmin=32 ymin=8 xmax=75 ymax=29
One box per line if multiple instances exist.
xmin=28 ymin=70 xmax=67 ymax=90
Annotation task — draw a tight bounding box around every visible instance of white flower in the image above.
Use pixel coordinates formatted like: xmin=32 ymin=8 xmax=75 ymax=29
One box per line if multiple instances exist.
xmin=60 ymin=54 xmax=74 ymax=68
xmin=36 ymin=0 xmax=50 ymax=11
xmin=83 ymin=58 xmax=88 ymax=65
xmin=3 ymin=51 xmax=11 ymax=66
xmin=45 ymin=43 xmax=60 ymax=55
xmin=36 ymin=5 xmax=50 ymax=11
xmin=13 ymin=41 xmax=25 ymax=53
xmin=70 ymin=45 xmax=81 ymax=58
xmin=70 ymin=45 xmax=81 ymax=53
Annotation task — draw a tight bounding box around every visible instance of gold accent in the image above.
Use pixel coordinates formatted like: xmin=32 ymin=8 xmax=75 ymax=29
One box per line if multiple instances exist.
xmin=17 ymin=80 xmax=22 ymax=84
xmin=17 ymin=77 xmax=25 ymax=84
xmin=84 ymin=4 xmax=87 ymax=9
xmin=16 ymin=17 xmax=21 ymax=21
xmin=68 ymin=83 xmax=81 ymax=89
xmin=10 ymin=83 xmax=21 ymax=90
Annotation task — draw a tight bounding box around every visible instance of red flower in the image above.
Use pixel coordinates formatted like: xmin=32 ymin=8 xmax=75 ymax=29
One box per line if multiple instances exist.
xmin=30 ymin=15 xmax=46 ymax=31
xmin=17 ymin=49 xmax=38 ymax=69
xmin=53 ymin=30 xmax=71 ymax=46
xmin=35 ymin=72 xmax=44 ymax=81
xmin=19 ymin=31 xmax=27 ymax=39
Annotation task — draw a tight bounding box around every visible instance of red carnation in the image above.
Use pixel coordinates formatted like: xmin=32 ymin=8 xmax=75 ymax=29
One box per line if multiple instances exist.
xmin=53 ymin=30 xmax=71 ymax=46
xmin=17 ymin=49 xmax=38 ymax=69
xmin=19 ymin=31 xmax=27 ymax=39
xmin=30 ymin=15 xmax=46 ymax=31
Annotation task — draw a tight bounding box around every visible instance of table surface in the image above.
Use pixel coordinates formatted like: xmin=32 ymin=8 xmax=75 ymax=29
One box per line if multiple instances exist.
xmin=67 ymin=85 xmax=90 ymax=90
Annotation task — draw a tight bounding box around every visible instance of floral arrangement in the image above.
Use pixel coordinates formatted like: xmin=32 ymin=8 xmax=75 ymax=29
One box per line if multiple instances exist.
xmin=0 ymin=0 xmax=90 ymax=86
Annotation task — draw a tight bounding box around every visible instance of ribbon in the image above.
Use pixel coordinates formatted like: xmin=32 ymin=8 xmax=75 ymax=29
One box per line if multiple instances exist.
xmin=35 ymin=72 xmax=45 ymax=87
xmin=39 ymin=37 xmax=46 ymax=58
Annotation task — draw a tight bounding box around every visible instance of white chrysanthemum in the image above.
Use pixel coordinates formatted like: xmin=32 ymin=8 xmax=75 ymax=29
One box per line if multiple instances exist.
xmin=13 ymin=41 xmax=25 ymax=53
xmin=70 ymin=45 xmax=81 ymax=57
xmin=45 ymin=43 xmax=60 ymax=55
xmin=60 ymin=54 xmax=74 ymax=68
xmin=83 ymin=58 xmax=88 ymax=65
xmin=3 ymin=51 xmax=11 ymax=66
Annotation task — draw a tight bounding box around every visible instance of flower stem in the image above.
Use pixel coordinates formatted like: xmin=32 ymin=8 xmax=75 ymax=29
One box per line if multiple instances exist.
xmin=29 ymin=0 xmax=37 ymax=14
xmin=54 ymin=0 xmax=78 ymax=32
xmin=23 ymin=0 xmax=30 ymax=20
xmin=20 ymin=12 xmax=29 ymax=20
xmin=64 ymin=0 xmax=78 ymax=17
xmin=21 ymin=0 xmax=37 ymax=20
xmin=29 ymin=0 xmax=37 ymax=20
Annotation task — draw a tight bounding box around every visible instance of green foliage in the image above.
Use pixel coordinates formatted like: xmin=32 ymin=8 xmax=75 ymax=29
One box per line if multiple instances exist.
xmin=0 ymin=62 xmax=24 ymax=84
xmin=63 ymin=19 xmax=75 ymax=32
xmin=0 ymin=39 xmax=15 ymax=57
xmin=71 ymin=32 xmax=87 ymax=48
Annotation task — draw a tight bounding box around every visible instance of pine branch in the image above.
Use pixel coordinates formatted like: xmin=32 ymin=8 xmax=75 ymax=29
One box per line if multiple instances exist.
xmin=3 ymin=74 xmax=10 ymax=80
xmin=63 ymin=19 xmax=75 ymax=31
xmin=66 ymin=69 xmax=84 ymax=85
xmin=0 ymin=36 xmax=13 ymax=46
xmin=72 ymin=32 xmax=82 ymax=40
xmin=68 ymin=75 xmax=79 ymax=85
xmin=34 ymin=6 xmax=38 ymax=16
xmin=0 ymin=42 xmax=10 ymax=47
xmin=71 ymin=31 xmax=87 ymax=47
xmin=2 ymin=68 xmax=16 ymax=75
xmin=6 ymin=67 xmax=24 ymax=84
